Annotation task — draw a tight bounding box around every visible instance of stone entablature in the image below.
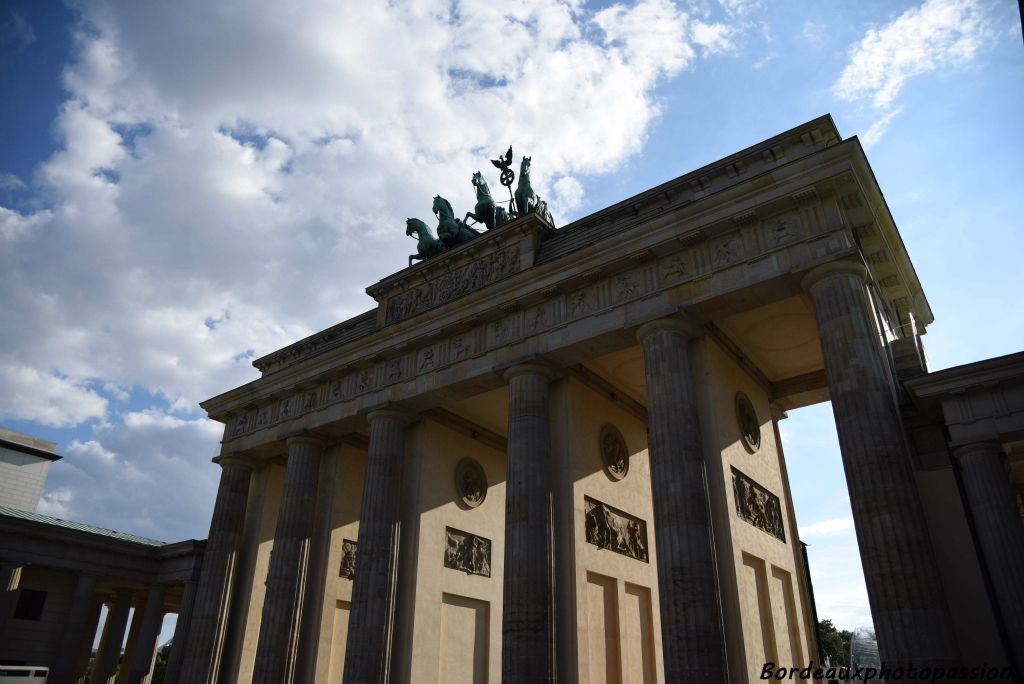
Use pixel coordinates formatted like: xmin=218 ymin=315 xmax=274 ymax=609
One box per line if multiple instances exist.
xmin=203 ymin=122 xmax=929 ymax=448
xmin=249 ymin=116 xmax=841 ymax=378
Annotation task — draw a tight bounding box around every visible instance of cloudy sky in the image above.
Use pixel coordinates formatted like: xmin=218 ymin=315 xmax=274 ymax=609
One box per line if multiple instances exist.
xmin=1 ymin=0 xmax=1022 ymax=640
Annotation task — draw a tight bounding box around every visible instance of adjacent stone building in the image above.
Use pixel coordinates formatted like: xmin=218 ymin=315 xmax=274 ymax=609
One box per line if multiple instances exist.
xmin=0 ymin=428 xmax=61 ymax=513
xmin=0 ymin=429 xmax=204 ymax=684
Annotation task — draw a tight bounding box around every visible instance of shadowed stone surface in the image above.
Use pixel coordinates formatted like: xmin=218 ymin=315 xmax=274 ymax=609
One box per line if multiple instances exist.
xmin=638 ymin=318 xmax=727 ymax=681
xmin=501 ymin=364 xmax=556 ymax=682
xmin=47 ymin=573 xmax=97 ymax=684
xmin=953 ymin=442 xmax=1024 ymax=665
xmin=253 ymin=437 xmax=324 ymax=684
xmin=803 ymin=261 xmax=959 ymax=669
xmin=180 ymin=458 xmax=253 ymax=684
xmin=343 ymin=410 xmax=412 ymax=683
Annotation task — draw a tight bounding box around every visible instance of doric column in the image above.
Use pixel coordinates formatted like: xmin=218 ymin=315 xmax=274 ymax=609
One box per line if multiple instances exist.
xmin=47 ymin=573 xmax=97 ymax=684
xmin=952 ymin=441 xmax=1024 ymax=662
xmin=179 ymin=456 xmax=254 ymax=684
xmin=93 ymin=590 xmax=134 ymax=684
xmin=637 ymin=319 xmax=726 ymax=681
xmin=501 ymin=364 xmax=556 ymax=682
xmin=252 ymin=436 xmax=325 ymax=684
xmin=116 ymin=596 xmax=147 ymax=684
xmin=124 ymin=584 xmax=168 ymax=684
xmin=343 ymin=409 xmax=413 ymax=683
xmin=296 ymin=448 xmax=341 ymax=684
xmin=0 ymin=561 xmax=21 ymax=638
xmin=802 ymin=260 xmax=958 ymax=668
xmin=163 ymin=579 xmax=197 ymax=684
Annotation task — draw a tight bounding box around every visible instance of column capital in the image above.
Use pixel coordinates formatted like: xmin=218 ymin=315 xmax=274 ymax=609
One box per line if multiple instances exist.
xmin=503 ymin=362 xmax=558 ymax=383
xmin=285 ymin=434 xmax=328 ymax=450
xmin=366 ymin=406 xmax=417 ymax=425
xmin=214 ymin=453 xmax=255 ymax=470
xmin=800 ymin=259 xmax=867 ymax=293
xmin=769 ymin=402 xmax=788 ymax=422
xmin=952 ymin=440 xmax=1005 ymax=460
xmin=636 ymin=315 xmax=701 ymax=343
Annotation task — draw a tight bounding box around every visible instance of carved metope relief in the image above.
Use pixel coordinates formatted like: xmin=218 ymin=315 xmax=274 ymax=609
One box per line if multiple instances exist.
xmin=600 ymin=424 xmax=629 ymax=481
xmin=735 ymin=391 xmax=761 ymax=454
xmin=444 ymin=527 xmax=491 ymax=577
xmin=385 ymin=247 xmax=521 ymax=325
xmin=732 ymin=467 xmax=785 ymax=541
xmin=454 ymin=458 xmax=488 ymax=508
xmin=584 ymin=496 xmax=649 ymax=562
xmin=339 ymin=539 xmax=357 ymax=579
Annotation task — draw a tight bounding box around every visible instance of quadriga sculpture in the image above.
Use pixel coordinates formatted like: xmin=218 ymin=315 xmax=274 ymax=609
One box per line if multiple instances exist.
xmin=463 ymin=171 xmax=513 ymax=231
xmin=514 ymin=156 xmax=554 ymax=226
xmin=432 ymin=195 xmax=480 ymax=249
xmin=406 ymin=218 xmax=444 ymax=267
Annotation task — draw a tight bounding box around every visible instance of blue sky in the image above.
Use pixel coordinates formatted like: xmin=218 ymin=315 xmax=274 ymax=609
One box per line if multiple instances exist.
xmin=1 ymin=0 xmax=1022 ymax=643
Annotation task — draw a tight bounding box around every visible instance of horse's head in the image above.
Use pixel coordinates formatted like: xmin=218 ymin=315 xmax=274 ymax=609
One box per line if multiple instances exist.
xmin=471 ymin=171 xmax=484 ymax=188
xmin=520 ymin=156 xmax=531 ymax=176
xmin=432 ymin=195 xmax=452 ymax=217
xmin=406 ymin=218 xmax=427 ymax=237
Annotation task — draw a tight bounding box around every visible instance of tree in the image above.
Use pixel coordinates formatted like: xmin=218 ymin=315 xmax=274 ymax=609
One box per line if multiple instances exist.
xmin=150 ymin=643 xmax=171 ymax=684
xmin=818 ymin=619 xmax=853 ymax=667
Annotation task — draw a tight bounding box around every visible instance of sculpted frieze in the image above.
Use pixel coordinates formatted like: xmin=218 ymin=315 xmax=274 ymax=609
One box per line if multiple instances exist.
xmin=444 ymin=527 xmax=491 ymax=577
xmin=584 ymin=496 xmax=649 ymax=562
xmin=339 ymin=539 xmax=357 ymax=579
xmin=732 ymin=467 xmax=785 ymax=541
xmin=384 ymin=246 xmax=521 ymax=325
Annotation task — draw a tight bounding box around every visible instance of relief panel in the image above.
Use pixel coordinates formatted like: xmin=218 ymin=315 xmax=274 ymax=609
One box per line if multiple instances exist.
xmin=732 ymin=467 xmax=786 ymax=542
xmin=584 ymin=496 xmax=649 ymax=563
xmin=444 ymin=527 xmax=492 ymax=577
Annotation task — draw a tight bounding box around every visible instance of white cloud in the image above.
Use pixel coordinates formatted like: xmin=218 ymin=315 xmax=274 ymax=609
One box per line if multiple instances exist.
xmin=552 ymin=176 xmax=585 ymax=213
xmin=0 ymin=365 xmax=107 ymax=426
xmin=834 ymin=0 xmax=989 ymax=110
xmin=861 ymin=107 xmax=903 ymax=150
xmin=42 ymin=409 xmax=223 ymax=539
xmin=37 ymin=487 xmax=73 ymax=518
xmin=799 ymin=516 xmax=855 ymax=537
xmin=0 ymin=174 xmax=25 ymax=191
xmin=67 ymin=439 xmax=117 ymax=461
xmin=4 ymin=0 xmax=744 ymax=541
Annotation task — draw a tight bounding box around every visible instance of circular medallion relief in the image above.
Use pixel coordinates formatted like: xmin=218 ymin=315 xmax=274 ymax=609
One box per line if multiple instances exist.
xmin=454 ymin=457 xmax=488 ymax=508
xmin=735 ymin=391 xmax=761 ymax=454
xmin=600 ymin=424 xmax=629 ymax=481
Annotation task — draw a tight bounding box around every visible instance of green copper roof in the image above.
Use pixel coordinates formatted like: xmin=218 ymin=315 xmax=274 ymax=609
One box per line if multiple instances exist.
xmin=0 ymin=505 xmax=166 ymax=547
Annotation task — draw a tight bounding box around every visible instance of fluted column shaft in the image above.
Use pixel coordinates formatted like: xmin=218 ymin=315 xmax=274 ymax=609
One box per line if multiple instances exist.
xmin=953 ymin=441 xmax=1024 ymax=662
xmin=47 ymin=572 xmax=97 ymax=684
xmin=179 ymin=458 xmax=253 ymax=684
xmin=163 ymin=579 xmax=197 ymax=684
xmin=94 ymin=591 xmax=134 ymax=684
xmin=125 ymin=584 xmax=167 ymax=684
xmin=637 ymin=319 xmax=726 ymax=681
xmin=344 ymin=410 xmax=412 ymax=683
xmin=252 ymin=437 xmax=324 ymax=684
xmin=501 ymin=364 xmax=556 ymax=682
xmin=803 ymin=261 xmax=958 ymax=668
